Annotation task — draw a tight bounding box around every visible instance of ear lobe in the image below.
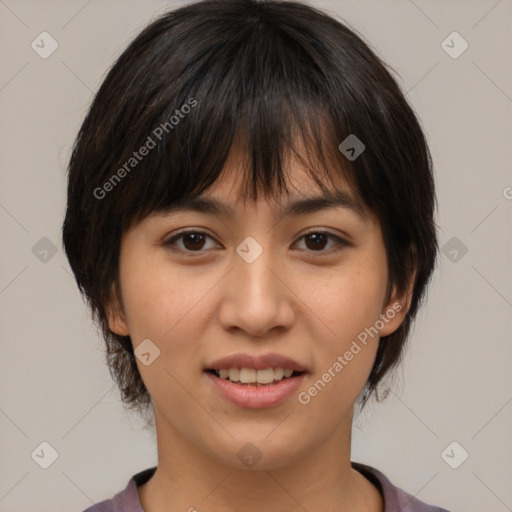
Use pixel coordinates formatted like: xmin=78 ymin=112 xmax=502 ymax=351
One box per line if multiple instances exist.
xmin=378 ymin=273 xmax=415 ymax=338
xmin=105 ymin=283 xmax=129 ymax=336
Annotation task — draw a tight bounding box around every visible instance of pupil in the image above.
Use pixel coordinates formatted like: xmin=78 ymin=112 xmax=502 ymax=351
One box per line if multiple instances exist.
xmin=306 ymin=233 xmax=326 ymax=251
xmin=184 ymin=233 xmax=204 ymax=250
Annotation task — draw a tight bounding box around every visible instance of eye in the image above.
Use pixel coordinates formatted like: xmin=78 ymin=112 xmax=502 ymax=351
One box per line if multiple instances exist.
xmin=294 ymin=230 xmax=350 ymax=254
xmin=164 ymin=229 xmax=350 ymax=255
xmin=164 ymin=230 xmax=219 ymax=253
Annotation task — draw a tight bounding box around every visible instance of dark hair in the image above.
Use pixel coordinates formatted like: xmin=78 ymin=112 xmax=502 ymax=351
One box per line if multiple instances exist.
xmin=62 ymin=0 xmax=438 ymax=420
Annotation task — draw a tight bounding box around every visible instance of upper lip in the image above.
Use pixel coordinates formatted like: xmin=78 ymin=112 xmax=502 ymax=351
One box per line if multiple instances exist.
xmin=206 ymin=353 xmax=308 ymax=372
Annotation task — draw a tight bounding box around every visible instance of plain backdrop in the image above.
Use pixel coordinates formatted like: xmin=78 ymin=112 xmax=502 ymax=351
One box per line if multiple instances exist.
xmin=1 ymin=1 xmax=511 ymax=511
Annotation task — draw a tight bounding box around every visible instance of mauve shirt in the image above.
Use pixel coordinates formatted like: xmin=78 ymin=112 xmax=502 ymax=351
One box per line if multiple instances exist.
xmin=81 ymin=462 xmax=451 ymax=512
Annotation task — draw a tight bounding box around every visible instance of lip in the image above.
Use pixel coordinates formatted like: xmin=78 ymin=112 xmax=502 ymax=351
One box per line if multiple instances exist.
xmin=204 ymin=371 xmax=307 ymax=409
xmin=205 ymin=352 xmax=308 ymax=372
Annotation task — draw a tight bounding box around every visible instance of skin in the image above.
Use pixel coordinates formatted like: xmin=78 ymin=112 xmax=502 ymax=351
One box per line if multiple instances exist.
xmin=107 ymin=148 xmax=414 ymax=512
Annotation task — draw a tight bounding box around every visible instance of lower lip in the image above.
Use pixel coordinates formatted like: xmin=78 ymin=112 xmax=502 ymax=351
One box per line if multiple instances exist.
xmin=204 ymin=371 xmax=306 ymax=409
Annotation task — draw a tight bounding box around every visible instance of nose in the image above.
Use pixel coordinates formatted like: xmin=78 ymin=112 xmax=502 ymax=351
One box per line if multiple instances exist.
xmin=217 ymin=241 xmax=296 ymax=337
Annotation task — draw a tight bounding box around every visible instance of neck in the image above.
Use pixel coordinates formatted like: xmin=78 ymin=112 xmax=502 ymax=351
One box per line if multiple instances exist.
xmin=137 ymin=410 xmax=383 ymax=512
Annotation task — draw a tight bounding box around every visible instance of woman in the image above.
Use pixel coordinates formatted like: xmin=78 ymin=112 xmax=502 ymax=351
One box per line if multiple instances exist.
xmin=63 ymin=1 xmax=448 ymax=510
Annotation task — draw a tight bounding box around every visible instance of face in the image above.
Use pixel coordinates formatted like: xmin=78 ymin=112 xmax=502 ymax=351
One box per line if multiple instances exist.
xmin=107 ymin=149 xmax=410 ymax=471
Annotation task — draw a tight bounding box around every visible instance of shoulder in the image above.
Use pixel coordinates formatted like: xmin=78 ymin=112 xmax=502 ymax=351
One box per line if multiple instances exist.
xmin=77 ymin=466 xmax=157 ymax=512
xmin=80 ymin=499 xmax=113 ymax=512
xmin=352 ymin=462 xmax=452 ymax=512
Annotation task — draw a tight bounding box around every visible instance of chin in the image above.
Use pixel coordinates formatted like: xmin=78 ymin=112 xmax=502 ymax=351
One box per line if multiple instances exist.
xmin=206 ymin=432 xmax=309 ymax=472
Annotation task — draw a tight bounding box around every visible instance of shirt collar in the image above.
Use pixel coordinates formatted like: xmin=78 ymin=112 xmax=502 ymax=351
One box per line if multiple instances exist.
xmin=112 ymin=462 xmax=440 ymax=512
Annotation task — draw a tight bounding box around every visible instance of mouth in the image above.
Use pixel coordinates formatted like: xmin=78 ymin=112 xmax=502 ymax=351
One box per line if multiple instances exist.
xmin=204 ymin=367 xmax=307 ymax=387
xmin=203 ymin=352 xmax=309 ymax=408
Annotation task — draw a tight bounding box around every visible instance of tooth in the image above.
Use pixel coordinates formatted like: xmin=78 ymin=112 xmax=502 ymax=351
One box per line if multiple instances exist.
xmin=219 ymin=367 xmax=297 ymax=383
xmin=273 ymin=367 xmax=284 ymax=380
xmin=256 ymin=368 xmax=274 ymax=384
xmin=239 ymin=368 xmax=257 ymax=383
xmin=228 ymin=368 xmax=240 ymax=381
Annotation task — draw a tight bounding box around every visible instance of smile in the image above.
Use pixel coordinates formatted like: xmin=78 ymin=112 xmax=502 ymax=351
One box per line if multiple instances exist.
xmin=204 ymin=369 xmax=307 ymax=408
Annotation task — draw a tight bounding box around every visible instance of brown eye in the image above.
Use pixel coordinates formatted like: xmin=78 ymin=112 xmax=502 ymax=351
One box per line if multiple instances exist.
xmin=165 ymin=231 xmax=218 ymax=252
xmin=295 ymin=231 xmax=349 ymax=253
xmin=304 ymin=232 xmax=328 ymax=251
xmin=181 ymin=232 xmax=207 ymax=250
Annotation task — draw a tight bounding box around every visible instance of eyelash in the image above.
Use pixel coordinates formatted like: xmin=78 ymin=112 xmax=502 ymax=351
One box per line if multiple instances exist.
xmin=164 ymin=229 xmax=350 ymax=256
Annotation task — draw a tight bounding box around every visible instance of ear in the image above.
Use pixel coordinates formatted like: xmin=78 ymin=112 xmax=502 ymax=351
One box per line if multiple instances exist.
xmin=105 ymin=282 xmax=130 ymax=336
xmin=378 ymin=271 xmax=415 ymax=338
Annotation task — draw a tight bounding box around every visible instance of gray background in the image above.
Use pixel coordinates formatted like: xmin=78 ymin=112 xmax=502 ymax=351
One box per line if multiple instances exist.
xmin=1 ymin=1 xmax=511 ymax=511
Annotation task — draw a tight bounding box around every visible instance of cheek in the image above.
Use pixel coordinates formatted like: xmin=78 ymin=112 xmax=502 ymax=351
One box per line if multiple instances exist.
xmin=298 ymin=262 xmax=387 ymax=345
xmin=296 ymin=272 xmax=384 ymax=416
xmin=118 ymin=256 xmax=215 ymax=401
xmin=294 ymin=256 xmax=387 ymax=402
xmin=118 ymin=256 xmax=232 ymax=390
xmin=119 ymin=253 xmax=208 ymax=340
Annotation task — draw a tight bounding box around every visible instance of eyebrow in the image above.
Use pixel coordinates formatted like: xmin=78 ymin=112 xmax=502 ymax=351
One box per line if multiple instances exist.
xmin=163 ymin=190 xmax=370 ymax=221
